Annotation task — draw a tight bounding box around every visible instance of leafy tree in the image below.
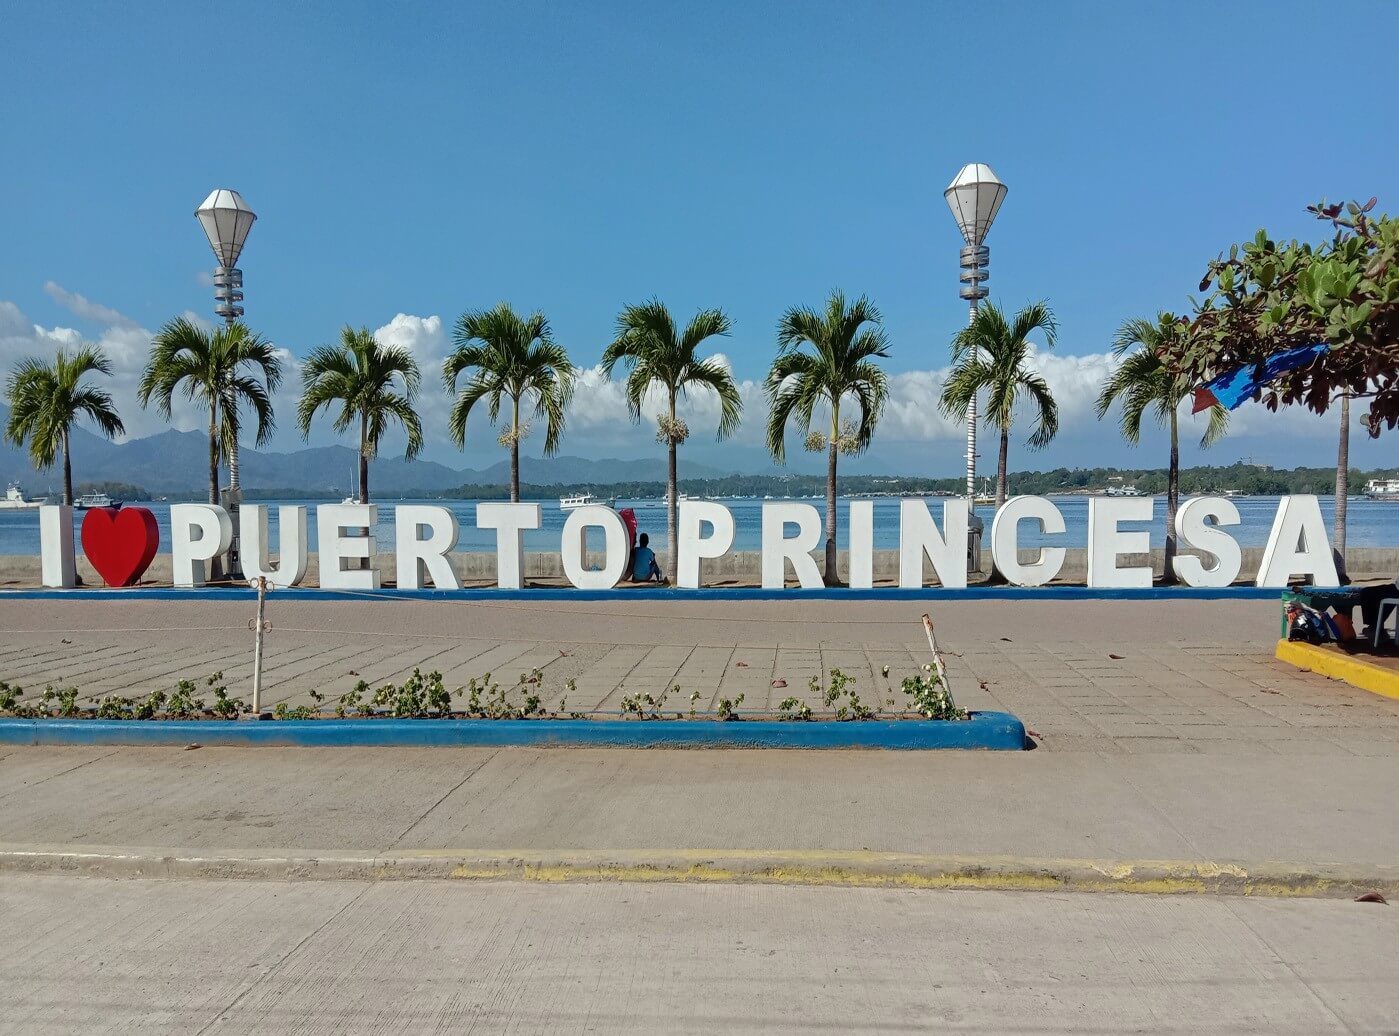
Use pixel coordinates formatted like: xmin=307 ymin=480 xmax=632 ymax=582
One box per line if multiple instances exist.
xmin=939 ymin=301 xmax=1059 ymax=511
xmin=140 ymin=318 xmax=281 ymax=506
xmin=602 ymin=300 xmax=742 ymax=582
xmin=1164 ymin=199 xmax=1398 ymax=555
xmin=766 ymin=292 xmax=889 ymax=586
xmin=4 ymin=346 xmax=124 ymax=505
xmin=1097 ymin=316 xmax=1227 ymax=583
xmin=444 ymin=303 xmax=576 ymax=503
xmin=297 ymin=327 xmax=423 ymax=503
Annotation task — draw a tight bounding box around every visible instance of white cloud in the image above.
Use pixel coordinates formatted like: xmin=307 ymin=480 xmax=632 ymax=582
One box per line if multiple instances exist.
xmin=43 ymin=281 xmax=139 ymax=329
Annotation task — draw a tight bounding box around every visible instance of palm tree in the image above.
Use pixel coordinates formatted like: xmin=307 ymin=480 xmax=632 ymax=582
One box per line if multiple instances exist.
xmin=140 ymin=318 xmax=281 ymax=507
xmin=766 ymin=292 xmax=889 ymax=586
xmin=602 ymin=300 xmax=742 ymax=582
xmin=1096 ymin=315 xmax=1228 ymax=583
xmin=4 ymin=346 xmax=124 ymax=505
xmin=297 ymin=326 xmax=423 ymax=503
xmin=444 ymin=303 xmax=576 ymax=503
xmin=940 ymin=301 xmax=1059 ymax=511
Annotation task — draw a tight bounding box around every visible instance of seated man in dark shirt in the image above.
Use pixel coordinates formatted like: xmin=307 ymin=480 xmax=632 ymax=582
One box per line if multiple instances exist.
xmin=630 ymin=532 xmax=664 ymax=583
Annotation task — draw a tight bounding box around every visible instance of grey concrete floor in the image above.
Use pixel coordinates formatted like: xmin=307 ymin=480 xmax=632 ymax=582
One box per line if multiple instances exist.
xmin=2 ymin=597 xmax=1398 ymax=756
xmin=1 ymin=874 xmax=1396 ymax=1035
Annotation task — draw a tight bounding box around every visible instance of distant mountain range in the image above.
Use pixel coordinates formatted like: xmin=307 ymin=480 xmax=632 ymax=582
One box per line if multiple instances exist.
xmin=0 ymin=406 xmax=729 ymax=495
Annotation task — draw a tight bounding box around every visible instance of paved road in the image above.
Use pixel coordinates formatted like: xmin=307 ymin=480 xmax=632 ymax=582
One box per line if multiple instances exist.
xmin=2 ymin=874 xmax=1395 ymax=1034
xmin=2 ymin=597 xmax=1397 ymax=756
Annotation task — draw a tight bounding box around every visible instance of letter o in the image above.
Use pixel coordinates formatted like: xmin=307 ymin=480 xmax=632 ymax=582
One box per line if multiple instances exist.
xmin=561 ymin=506 xmax=629 ymax=589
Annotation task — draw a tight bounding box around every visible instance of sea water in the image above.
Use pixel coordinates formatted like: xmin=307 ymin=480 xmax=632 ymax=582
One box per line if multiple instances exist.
xmin=1 ymin=496 xmax=1395 ymax=556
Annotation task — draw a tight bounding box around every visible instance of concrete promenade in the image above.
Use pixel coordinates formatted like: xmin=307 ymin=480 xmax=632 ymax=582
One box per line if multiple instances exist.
xmin=1 ymin=595 xmax=1397 ymax=880
xmin=4 ymin=595 xmax=1399 ymax=1033
xmin=3 ymin=874 xmax=1397 ymax=1034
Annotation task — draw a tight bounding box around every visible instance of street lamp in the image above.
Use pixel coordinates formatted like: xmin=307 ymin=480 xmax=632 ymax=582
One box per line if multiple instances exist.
xmin=944 ymin=163 xmax=1006 ymax=510
xmin=195 ymin=188 xmax=257 ymax=577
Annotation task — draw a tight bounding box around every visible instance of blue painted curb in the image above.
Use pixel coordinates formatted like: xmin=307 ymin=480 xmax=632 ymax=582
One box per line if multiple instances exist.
xmin=0 ymin=585 xmax=1282 ymax=602
xmin=0 ymin=711 xmax=1026 ymax=750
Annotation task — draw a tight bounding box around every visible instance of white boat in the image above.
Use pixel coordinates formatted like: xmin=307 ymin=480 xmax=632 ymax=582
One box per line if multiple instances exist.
xmin=1104 ymin=477 xmax=1144 ymax=497
xmin=75 ymin=491 xmax=117 ymax=510
xmin=1364 ymin=478 xmax=1399 ymax=501
xmin=0 ymin=483 xmax=46 ymax=510
xmin=559 ymin=492 xmax=616 ymax=510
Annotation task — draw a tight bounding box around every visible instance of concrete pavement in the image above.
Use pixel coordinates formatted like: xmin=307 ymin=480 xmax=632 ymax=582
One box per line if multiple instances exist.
xmin=2 ymin=596 xmax=1398 ymax=756
xmin=2 ymin=873 xmax=1396 ymax=1034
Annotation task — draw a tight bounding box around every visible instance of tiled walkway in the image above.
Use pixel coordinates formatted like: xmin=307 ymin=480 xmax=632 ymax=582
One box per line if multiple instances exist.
xmin=1 ymin=596 xmax=1396 ymax=755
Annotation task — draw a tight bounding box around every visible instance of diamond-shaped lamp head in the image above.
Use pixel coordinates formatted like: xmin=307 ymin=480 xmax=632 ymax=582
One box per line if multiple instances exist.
xmin=943 ymin=163 xmax=1006 ymax=247
xmin=195 ymin=188 xmax=257 ymax=269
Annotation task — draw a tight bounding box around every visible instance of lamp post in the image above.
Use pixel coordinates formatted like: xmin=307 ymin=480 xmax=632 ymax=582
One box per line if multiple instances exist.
xmin=943 ymin=164 xmax=1007 ymax=511
xmin=195 ymin=188 xmax=257 ymax=577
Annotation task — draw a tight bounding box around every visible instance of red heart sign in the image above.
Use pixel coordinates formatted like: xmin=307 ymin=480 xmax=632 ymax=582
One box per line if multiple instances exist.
xmin=81 ymin=506 xmax=160 ymax=587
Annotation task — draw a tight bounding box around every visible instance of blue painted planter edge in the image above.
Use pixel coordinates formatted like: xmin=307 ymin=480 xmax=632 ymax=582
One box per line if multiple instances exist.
xmin=0 ymin=586 xmax=1280 ymax=601
xmin=0 ymin=711 xmax=1026 ymax=750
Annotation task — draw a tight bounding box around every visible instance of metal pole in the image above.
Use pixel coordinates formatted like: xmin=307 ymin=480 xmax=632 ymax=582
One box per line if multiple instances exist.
xmin=965 ymin=294 xmax=979 ymax=510
xmin=214 ymin=265 xmax=245 ymax=579
xmin=251 ymin=576 xmax=267 ymax=714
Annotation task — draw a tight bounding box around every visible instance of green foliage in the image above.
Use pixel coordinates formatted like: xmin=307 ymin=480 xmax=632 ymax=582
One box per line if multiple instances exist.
xmin=209 ymin=671 xmax=246 ymax=719
xmin=166 ymin=679 xmax=205 ymax=718
xmin=0 ymin=680 xmax=25 ymax=713
xmin=39 ymin=685 xmax=81 ymax=718
xmin=444 ymin=303 xmax=576 ymax=501
xmin=809 ymin=668 xmax=875 ymax=721
xmin=273 ymin=702 xmax=317 ymax=720
xmin=297 ymin=326 xmax=423 ymax=501
xmin=776 ymin=696 xmax=812 ymax=721
xmin=369 ymin=668 xmax=454 ymax=718
xmin=766 ymin=291 xmax=889 ymax=464
xmin=141 ymin=319 xmax=281 ymax=502
xmin=1167 ymin=199 xmax=1398 ymax=437
xmin=620 ymin=687 xmax=670 ymax=720
xmin=941 ymin=300 xmax=1060 ymax=448
xmin=901 ymin=668 xmax=967 ymax=721
xmin=4 ymin=345 xmax=124 ymax=504
xmin=715 ymin=693 xmax=745 ymax=721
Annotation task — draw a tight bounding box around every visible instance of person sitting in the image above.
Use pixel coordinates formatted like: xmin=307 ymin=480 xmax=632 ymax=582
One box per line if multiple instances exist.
xmin=630 ymin=532 xmax=664 ymax=583
xmin=1355 ymin=575 xmax=1399 ymax=643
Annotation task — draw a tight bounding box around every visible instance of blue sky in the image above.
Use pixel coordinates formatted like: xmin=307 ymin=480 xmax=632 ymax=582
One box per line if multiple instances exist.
xmin=2 ymin=0 xmax=1395 ymax=475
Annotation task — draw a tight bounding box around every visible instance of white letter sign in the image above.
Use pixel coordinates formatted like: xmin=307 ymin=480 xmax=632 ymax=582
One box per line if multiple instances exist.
xmin=170 ymin=504 xmax=233 ymax=587
xmin=241 ymin=505 xmax=309 ymax=587
xmin=476 ymin=502 xmax=540 ymax=589
xmin=1087 ymin=497 xmax=1154 ymax=588
xmin=317 ymin=503 xmax=380 ymax=590
xmin=761 ymin=502 xmax=823 ymax=589
xmin=990 ymin=496 xmax=1066 ymax=586
xmin=899 ymin=499 xmax=968 ymax=589
xmin=39 ymin=505 xmax=76 ymax=588
xmin=395 ymin=505 xmax=460 ymax=590
xmin=560 ymin=506 xmax=628 ymax=589
xmin=677 ymin=501 xmax=735 ymax=589
xmin=1256 ymin=495 xmax=1339 ymax=588
xmin=1173 ymin=497 xmax=1242 ymax=588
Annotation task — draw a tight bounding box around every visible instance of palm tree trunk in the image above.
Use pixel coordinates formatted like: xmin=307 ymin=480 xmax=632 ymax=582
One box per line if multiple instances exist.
xmin=996 ymin=428 xmax=1009 ymax=511
xmin=665 ymin=393 xmax=678 ymax=584
xmin=510 ymin=395 xmax=521 ymax=504
xmin=62 ymin=429 xmax=73 ymax=507
xmin=825 ymin=403 xmax=839 ymax=586
xmin=359 ymin=411 xmax=370 ymax=505
xmin=1335 ymin=395 xmax=1349 ymax=570
xmin=207 ymin=399 xmax=218 ymax=506
xmin=1163 ymin=409 xmax=1180 ymax=585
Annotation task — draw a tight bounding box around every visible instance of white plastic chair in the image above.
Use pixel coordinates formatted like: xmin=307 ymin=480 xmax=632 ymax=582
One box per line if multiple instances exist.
xmin=1376 ymin=598 xmax=1399 ymax=647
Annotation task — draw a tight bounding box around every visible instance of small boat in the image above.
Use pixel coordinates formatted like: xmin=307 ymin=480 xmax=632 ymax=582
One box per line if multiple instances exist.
xmin=75 ymin=491 xmax=118 ymax=510
xmin=0 ymin=483 xmax=46 ymax=510
xmin=560 ymin=492 xmax=616 ymax=510
xmin=1364 ymin=478 xmax=1399 ymax=501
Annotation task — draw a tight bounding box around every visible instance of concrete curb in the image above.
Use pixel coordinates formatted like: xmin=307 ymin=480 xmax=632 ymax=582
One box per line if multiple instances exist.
xmin=1275 ymin=639 xmax=1399 ymax=701
xmin=1 ymin=844 xmax=1394 ymax=899
xmin=0 ymin=586 xmax=1283 ymax=601
xmin=0 ymin=712 xmax=1028 ymax=750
